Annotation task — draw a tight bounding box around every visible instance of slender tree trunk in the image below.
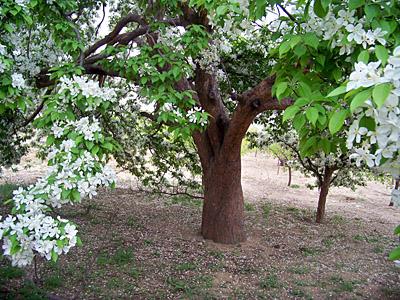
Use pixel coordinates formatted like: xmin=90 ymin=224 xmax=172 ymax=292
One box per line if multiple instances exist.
xmin=287 ymin=166 xmax=292 ymax=187
xmin=201 ymin=152 xmax=246 ymax=244
xmin=316 ymin=168 xmax=333 ymax=223
xmin=390 ymin=178 xmax=400 ymax=206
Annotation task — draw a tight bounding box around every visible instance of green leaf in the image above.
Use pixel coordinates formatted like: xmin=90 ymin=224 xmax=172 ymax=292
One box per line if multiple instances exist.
xmin=279 ymin=41 xmax=291 ymax=57
xmin=372 ymin=83 xmax=392 ymax=108
xmin=51 ymin=249 xmax=58 ymax=263
xmin=91 ymin=145 xmax=100 ymax=156
xmin=313 ymin=0 xmax=328 ymax=18
xmin=290 ymin=36 xmax=302 ymax=48
xmin=395 ymin=225 xmax=400 ymax=235
xmin=71 ymin=190 xmax=81 ymax=202
xmin=329 ymin=110 xmax=348 ymax=134
xmin=293 ymin=114 xmax=306 ymax=131
xmin=375 ymin=45 xmax=389 ymax=66
xmin=294 ymin=44 xmax=307 ymax=57
xmin=46 ymin=135 xmax=55 ymax=146
xmin=76 ymin=236 xmax=83 ymax=247
xmin=319 ymin=138 xmax=331 ymax=154
xmin=349 ymin=0 xmax=365 ymax=10
xmin=350 ymin=89 xmax=371 ymax=112
xmin=358 ymin=50 xmax=369 ymax=64
xmin=326 ymin=86 xmax=347 ymax=97
xmin=103 ymin=142 xmax=114 ymax=151
xmin=303 ymin=33 xmax=319 ymax=49
xmin=298 ymin=82 xmax=312 ymax=98
xmin=282 ymin=105 xmax=299 ymax=122
xmin=216 ymin=5 xmax=228 ymax=16
xmin=85 ymin=140 xmax=94 ymax=150
xmin=276 ymin=82 xmax=288 ymax=99
xmin=306 ymin=107 xmax=319 ymax=126
xmin=389 ymin=247 xmax=400 ymax=261
xmin=61 ymin=189 xmax=71 ymax=199
xmin=294 ymin=97 xmax=309 ymax=107
xmin=365 ymin=4 xmax=379 ymax=20
xmin=300 ymin=136 xmax=318 ymax=156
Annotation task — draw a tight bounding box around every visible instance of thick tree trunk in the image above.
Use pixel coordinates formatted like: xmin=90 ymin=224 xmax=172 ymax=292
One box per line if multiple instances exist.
xmin=316 ymin=168 xmax=333 ymax=223
xmin=201 ymin=154 xmax=246 ymax=244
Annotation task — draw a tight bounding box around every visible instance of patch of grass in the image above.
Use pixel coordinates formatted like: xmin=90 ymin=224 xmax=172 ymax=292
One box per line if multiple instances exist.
xmin=373 ymin=246 xmax=384 ymax=253
xmin=261 ymin=203 xmax=272 ymax=220
xmin=259 ymin=274 xmax=279 ymax=289
xmin=353 ymin=234 xmax=365 ymax=242
xmin=322 ymin=237 xmax=335 ymax=248
xmin=129 ymin=266 xmax=141 ymax=279
xmin=96 ymin=247 xmax=134 ymax=267
xmin=176 ymin=262 xmax=197 ymax=271
xmin=353 ymin=233 xmax=385 ymax=244
xmin=209 ymin=250 xmax=225 ymax=260
xmin=291 ymin=288 xmax=313 ymax=299
xmin=286 ymin=206 xmax=311 ymax=220
xmin=195 ymin=274 xmax=213 ymax=289
xmin=290 ymin=184 xmax=301 ymax=189
xmin=329 ymin=275 xmax=359 ymax=293
xmin=0 ymin=265 xmax=25 ymax=279
xmin=111 ymin=248 xmax=135 ymax=266
xmin=166 ymin=274 xmax=213 ymax=297
xmin=244 ymin=202 xmax=255 ymax=211
xmin=144 ymin=239 xmax=154 ymax=246
xmin=107 ymin=277 xmax=124 ymax=289
xmin=0 ymin=183 xmax=19 ymax=201
xmin=17 ymin=281 xmax=48 ymax=300
xmin=169 ymin=195 xmax=202 ymax=208
xmin=44 ymin=275 xmax=63 ymax=290
xmin=96 ymin=251 xmax=109 ymax=266
xmin=331 ymin=214 xmax=346 ymax=225
xmin=381 ymin=286 xmax=400 ymax=298
xmin=300 ymin=246 xmax=321 ymax=257
xmin=127 ymin=216 xmax=141 ymax=228
xmin=166 ymin=276 xmax=188 ymax=293
xmin=289 ymin=265 xmax=311 ymax=275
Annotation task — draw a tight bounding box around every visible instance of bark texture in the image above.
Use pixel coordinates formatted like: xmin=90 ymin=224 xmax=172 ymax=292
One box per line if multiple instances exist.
xmin=201 ymin=156 xmax=245 ymax=243
xmin=316 ymin=167 xmax=334 ymax=223
xmin=191 ymin=72 xmax=292 ymax=243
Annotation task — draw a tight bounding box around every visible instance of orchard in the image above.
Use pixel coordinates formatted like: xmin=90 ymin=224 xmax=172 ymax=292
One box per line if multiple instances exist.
xmin=0 ymin=0 xmax=399 ymax=298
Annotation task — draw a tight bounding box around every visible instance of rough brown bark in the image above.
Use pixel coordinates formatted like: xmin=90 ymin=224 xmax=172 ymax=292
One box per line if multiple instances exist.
xmin=201 ymin=153 xmax=246 ymax=244
xmin=316 ymin=168 xmax=333 ymax=223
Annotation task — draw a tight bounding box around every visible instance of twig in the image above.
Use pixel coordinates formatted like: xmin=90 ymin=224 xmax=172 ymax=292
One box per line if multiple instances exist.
xmin=277 ymin=4 xmax=297 ymax=23
xmin=95 ymin=2 xmax=106 ymax=37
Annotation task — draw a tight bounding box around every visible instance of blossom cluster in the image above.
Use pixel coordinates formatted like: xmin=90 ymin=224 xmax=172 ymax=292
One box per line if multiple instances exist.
xmin=59 ymin=76 xmax=117 ymax=111
xmin=302 ymin=8 xmax=386 ymax=55
xmin=2 ymin=27 xmax=62 ymax=78
xmin=346 ymin=46 xmax=400 ymax=206
xmin=0 ymin=73 xmax=118 ymax=266
xmin=161 ymin=102 xmax=208 ymax=127
xmin=0 ymin=117 xmax=116 ymax=267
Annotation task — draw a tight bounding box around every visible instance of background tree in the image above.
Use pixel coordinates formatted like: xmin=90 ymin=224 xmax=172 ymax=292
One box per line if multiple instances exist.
xmin=249 ymin=125 xmax=368 ymax=223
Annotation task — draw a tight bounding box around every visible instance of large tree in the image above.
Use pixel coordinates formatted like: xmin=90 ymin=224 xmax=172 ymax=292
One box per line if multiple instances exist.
xmin=0 ymin=0 xmax=399 ymax=266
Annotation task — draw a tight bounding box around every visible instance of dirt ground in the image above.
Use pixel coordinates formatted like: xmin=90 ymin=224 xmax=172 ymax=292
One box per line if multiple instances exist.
xmin=0 ymin=153 xmax=399 ymax=299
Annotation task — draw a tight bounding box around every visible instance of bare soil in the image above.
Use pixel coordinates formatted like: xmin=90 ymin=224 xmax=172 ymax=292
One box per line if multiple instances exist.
xmin=0 ymin=153 xmax=399 ymax=299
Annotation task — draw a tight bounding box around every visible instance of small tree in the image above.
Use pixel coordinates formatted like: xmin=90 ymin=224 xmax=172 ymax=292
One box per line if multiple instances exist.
xmin=250 ymin=126 xmax=368 ymax=223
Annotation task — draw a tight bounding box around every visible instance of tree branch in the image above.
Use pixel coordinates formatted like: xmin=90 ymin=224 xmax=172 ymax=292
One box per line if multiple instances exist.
xmin=84 ymin=13 xmax=146 ymax=58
